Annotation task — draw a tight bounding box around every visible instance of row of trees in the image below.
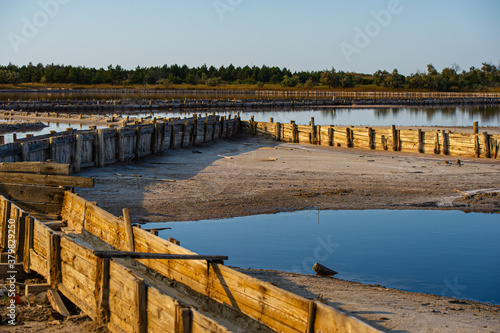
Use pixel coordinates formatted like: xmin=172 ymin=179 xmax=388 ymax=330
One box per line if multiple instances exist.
xmin=0 ymin=62 xmax=499 ymax=91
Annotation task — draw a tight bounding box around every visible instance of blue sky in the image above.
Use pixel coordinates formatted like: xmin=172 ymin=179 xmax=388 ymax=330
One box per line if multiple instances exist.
xmin=0 ymin=0 xmax=499 ymax=75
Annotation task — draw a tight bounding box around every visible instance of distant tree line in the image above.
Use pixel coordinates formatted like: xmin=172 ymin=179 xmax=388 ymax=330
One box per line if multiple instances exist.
xmin=0 ymin=62 xmax=499 ymax=91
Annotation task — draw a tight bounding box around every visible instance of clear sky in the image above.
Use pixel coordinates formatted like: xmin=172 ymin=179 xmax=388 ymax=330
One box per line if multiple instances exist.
xmin=0 ymin=0 xmax=499 ymax=75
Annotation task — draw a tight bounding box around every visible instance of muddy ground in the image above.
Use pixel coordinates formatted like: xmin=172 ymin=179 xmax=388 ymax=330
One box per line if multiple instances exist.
xmin=78 ymin=131 xmax=500 ymax=222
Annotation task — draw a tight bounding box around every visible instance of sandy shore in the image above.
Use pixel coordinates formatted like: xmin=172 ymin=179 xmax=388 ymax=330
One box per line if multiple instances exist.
xmin=7 ymin=131 xmax=498 ymax=332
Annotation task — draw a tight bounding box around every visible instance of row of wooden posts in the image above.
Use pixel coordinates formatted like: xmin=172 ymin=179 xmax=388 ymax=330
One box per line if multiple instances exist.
xmin=248 ymin=117 xmax=500 ymax=159
xmin=0 ymin=161 xmax=382 ymax=333
xmin=0 ymin=115 xmax=241 ymax=172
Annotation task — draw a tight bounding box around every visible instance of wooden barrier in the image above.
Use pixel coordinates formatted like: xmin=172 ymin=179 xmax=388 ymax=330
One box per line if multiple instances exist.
xmin=0 ymin=116 xmax=241 ymax=171
xmin=61 ymin=191 xmax=382 ymax=332
xmin=250 ymin=120 xmax=500 ymax=159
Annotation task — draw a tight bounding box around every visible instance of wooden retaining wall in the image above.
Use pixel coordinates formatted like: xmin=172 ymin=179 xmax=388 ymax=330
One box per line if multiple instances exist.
xmin=0 ymin=189 xmax=382 ymax=332
xmin=60 ymin=191 xmax=381 ymax=333
xmin=248 ymin=118 xmax=500 ymax=159
xmin=0 ymin=115 xmax=240 ymax=172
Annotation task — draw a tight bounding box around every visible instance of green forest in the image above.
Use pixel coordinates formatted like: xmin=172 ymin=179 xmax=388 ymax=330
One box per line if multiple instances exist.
xmin=0 ymin=62 xmax=499 ymax=92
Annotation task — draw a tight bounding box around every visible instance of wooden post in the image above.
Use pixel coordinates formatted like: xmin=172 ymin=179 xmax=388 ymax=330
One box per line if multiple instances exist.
xmin=291 ymin=121 xmax=298 ymax=143
xmin=122 ymin=208 xmax=135 ymax=252
xmin=417 ymin=129 xmax=423 ymax=153
xmin=275 ymin=122 xmax=281 ymax=141
xmin=0 ymin=200 xmax=11 ymax=251
xmin=368 ymin=128 xmax=374 ymax=149
xmin=97 ymin=129 xmax=105 ymax=167
xmin=0 ymin=136 xmax=4 ymax=145
xmin=250 ymin=116 xmax=255 ymax=135
xmin=12 ymin=133 xmax=17 ymax=142
xmin=346 ymin=128 xmax=353 ymax=148
xmin=96 ymin=257 xmax=110 ymax=324
xmin=73 ymin=134 xmax=82 ymax=173
xmin=328 ymin=126 xmax=334 ymax=146
xmin=473 ymin=121 xmax=478 ymax=134
xmin=135 ymin=126 xmax=142 ymax=160
xmin=306 ymin=301 xmax=317 ymax=333
xmin=47 ymin=233 xmax=61 ymax=288
xmin=21 ymin=142 xmax=30 ymax=162
xmin=136 ymin=278 xmax=147 ymax=333
xmin=175 ymin=302 xmax=192 ymax=333
xmin=391 ymin=125 xmax=398 ymax=151
xmin=310 ymin=117 xmax=315 ymax=144
xmin=474 ymin=135 xmax=480 ymax=157
xmin=117 ymin=128 xmax=125 ymax=163
xmin=49 ymin=137 xmax=57 ymax=162
xmin=23 ymin=216 xmax=34 ymax=273
xmin=14 ymin=210 xmax=27 ymax=263
xmin=191 ymin=118 xmax=198 ymax=146
xmin=483 ymin=132 xmax=490 ymax=158
xmin=434 ymin=132 xmax=440 ymax=155
xmin=442 ymin=130 xmax=449 ymax=155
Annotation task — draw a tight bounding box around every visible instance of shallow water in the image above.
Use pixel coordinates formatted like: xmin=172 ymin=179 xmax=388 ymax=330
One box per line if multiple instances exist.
xmin=144 ymin=210 xmax=500 ymax=304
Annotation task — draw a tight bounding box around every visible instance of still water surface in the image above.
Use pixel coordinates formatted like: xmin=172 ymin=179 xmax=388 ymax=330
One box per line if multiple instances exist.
xmin=145 ymin=210 xmax=500 ymax=304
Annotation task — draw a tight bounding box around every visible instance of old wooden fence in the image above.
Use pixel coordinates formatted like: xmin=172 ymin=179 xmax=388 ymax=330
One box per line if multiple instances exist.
xmin=0 ymin=115 xmax=240 ymax=172
xmin=246 ymin=118 xmax=500 ymax=159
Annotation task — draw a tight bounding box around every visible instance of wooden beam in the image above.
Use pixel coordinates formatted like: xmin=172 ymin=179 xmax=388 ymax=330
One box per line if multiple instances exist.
xmin=0 ymin=184 xmax=65 ymax=205
xmin=122 ymin=208 xmax=135 ymax=252
xmin=136 ymin=278 xmax=147 ymax=333
xmin=0 ymin=173 xmax=94 ymax=188
xmin=47 ymin=288 xmax=70 ymax=317
xmin=0 ymin=162 xmax=70 ymax=176
xmin=48 ymin=233 xmax=61 ymax=288
xmin=93 ymin=251 xmax=228 ymax=261
xmin=96 ymin=257 xmax=110 ymax=324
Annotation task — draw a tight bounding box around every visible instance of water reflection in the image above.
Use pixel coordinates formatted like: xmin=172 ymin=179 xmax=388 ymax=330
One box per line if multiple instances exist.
xmin=144 ymin=210 xmax=500 ymax=304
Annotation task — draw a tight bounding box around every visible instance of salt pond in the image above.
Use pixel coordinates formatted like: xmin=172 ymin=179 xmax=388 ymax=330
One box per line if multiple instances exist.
xmin=144 ymin=209 xmax=500 ymax=304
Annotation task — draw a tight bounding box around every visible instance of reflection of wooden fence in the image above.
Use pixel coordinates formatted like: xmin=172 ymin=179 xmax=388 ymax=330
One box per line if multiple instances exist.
xmin=0 ymin=173 xmax=382 ymax=332
xmin=0 ymin=115 xmax=240 ymax=172
xmin=248 ymin=118 xmax=500 ymax=159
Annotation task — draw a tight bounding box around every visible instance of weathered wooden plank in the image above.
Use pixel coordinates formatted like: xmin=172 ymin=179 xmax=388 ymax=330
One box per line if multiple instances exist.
xmin=58 ymin=283 xmax=97 ymax=320
xmin=191 ymin=308 xmax=233 ymax=333
xmin=29 ymin=248 xmax=47 ymax=276
xmin=0 ymin=184 xmax=65 ymax=205
xmin=0 ymin=172 xmax=93 ymax=188
xmin=94 ymin=251 xmax=227 ymax=261
xmin=47 ymin=288 xmax=70 ymax=317
xmin=0 ymin=162 xmax=70 ymax=175
xmin=314 ymin=301 xmax=383 ymax=333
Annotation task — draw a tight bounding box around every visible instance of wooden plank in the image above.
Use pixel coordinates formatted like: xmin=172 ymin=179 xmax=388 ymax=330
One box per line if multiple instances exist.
xmin=191 ymin=308 xmax=233 ymax=333
xmin=0 ymin=162 xmax=70 ymax=175
xmin=0 ymin=172 xmax=93 ymax=187
xmin=147 ymin=288 xmax=176 ymax=332
xmin=314 ymin=301 xmax=382 ymax=333
xmin=47 ymin=288 xmax=70 ymax=317
xmin=29 ymin=248 xmax=47 ymax=277
xmin=93 ymin=251 xmax=228 ymax=261
xmin=58 ymin=283 xmax=97 ymax=320
xmin=0 ymin=184 xmax=65 ymax=205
